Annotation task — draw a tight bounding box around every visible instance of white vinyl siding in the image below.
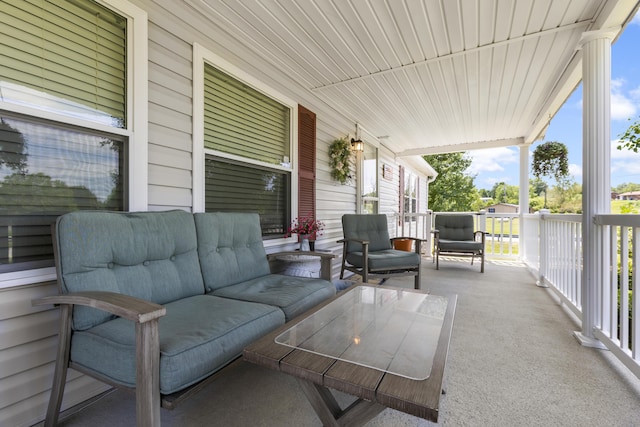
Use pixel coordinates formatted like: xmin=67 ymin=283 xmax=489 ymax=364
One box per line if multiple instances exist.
xmin=0 ymin=1 xmax=147 ymax=426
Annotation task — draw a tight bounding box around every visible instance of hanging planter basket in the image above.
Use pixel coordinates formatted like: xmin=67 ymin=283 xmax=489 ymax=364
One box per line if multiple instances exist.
xmin=532 ymin=141 xmax=569 ymax=180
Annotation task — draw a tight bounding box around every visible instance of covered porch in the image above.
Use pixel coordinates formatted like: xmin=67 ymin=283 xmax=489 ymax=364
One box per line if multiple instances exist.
xmin=38 ymin=259 xmax=640 ymax=426
xmin=2 ymin=1 xmax=640 ymax=425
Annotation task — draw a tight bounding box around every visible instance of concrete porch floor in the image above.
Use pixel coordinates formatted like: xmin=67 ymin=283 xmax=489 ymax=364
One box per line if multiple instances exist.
xmin=45 ymin=257 xmax=640 ymax=426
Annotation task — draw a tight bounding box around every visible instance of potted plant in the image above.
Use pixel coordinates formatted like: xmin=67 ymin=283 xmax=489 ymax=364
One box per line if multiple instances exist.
xmin=532 ymin=141 xmax=569 ymax=180
xmin=287 ymin=216 xmax=325 ymax=251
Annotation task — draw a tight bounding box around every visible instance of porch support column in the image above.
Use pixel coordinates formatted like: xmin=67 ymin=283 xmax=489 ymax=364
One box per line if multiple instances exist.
xmin=518 ymin=145 xmax=529 ymax=262
xmin=576 ymin=29 xmax=616 ymax=348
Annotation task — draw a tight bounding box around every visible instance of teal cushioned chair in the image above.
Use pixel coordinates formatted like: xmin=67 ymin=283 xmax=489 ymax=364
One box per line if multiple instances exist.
xmin=339 ymin=214 xmax=423 ymax=289
xmin=433 ymin=214 xmax=486 ymax=272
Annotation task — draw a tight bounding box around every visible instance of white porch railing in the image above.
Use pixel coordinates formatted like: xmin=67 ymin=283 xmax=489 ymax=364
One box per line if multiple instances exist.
xmin=397 ymin=210 xmax=640 ymax=379
xmin=521 ymin=212 xmax=640 ymax=379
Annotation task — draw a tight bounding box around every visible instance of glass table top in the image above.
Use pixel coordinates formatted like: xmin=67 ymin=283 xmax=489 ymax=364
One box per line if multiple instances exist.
xmin=275 ymin=286 xmax=449 ymax=380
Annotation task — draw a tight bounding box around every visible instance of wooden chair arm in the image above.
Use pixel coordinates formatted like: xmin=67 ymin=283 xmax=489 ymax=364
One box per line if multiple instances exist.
xmin=474 ymin=230 xmax=487 ymax=243
xmin=337 ymin=237 xmax=370 ymax=245
xmin=32 ymin=291 xmax=166 ymax=324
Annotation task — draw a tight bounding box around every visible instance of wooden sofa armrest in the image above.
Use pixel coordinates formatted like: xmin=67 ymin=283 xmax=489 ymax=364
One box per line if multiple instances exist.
xmin=268 ymin=251 xmax=336 ymax=281
xmin=33 ymin=291 xmax=166 ymax=427
xmin=33 ymin=291 xmax=166 ymax=323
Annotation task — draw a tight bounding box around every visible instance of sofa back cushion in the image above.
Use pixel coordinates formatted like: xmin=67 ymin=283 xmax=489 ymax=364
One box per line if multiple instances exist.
xmin=56 ymin=210 xmax=204 ymax=330
xmin=194 ymin=212 xmax=271 ymax=291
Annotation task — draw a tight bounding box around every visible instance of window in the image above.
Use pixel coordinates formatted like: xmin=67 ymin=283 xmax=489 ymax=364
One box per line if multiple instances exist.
xmin=361 ymin=144 xmax=378 ymax=214
xmin=194 ymin=46 xmax=297 ymax=240
xmin=0 ymin=0 xmax=146 ymax=278
xmin=404 ymin=171 xmax=418 ymax=220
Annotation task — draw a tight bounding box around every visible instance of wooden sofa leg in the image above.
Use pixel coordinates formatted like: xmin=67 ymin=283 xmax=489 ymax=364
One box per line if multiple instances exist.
xmin=136 ymin=319 xmax=161 ymax=427
xmin=44 ymin=305 xmax=73 ymax=427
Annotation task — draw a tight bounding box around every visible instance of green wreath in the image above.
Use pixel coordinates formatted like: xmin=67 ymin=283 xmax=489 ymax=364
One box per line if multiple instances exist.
xmin=532 ymin=141 xmax=569 ymax=180
xmin=329 ymin=137 xmax=352 ymax=184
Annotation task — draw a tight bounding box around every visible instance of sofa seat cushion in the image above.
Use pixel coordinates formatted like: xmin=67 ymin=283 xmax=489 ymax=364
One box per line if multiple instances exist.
xmin=438 ymin=239 xmax=483 ymax=253
xmin=70 ymin=295 xmax=284 ymax=395
xmin=346 ymin=249 xmax=420 ymax=271
xmin=209 ymin=274 xmax=336 ymax=321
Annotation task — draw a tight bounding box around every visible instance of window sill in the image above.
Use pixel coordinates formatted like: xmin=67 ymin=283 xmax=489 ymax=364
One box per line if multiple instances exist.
xmin=0 ymin=267 xmax=57 ymax=290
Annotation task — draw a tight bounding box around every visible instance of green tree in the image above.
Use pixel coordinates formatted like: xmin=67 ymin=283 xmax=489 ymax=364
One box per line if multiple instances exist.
xmin=0 ymin=118 xmax=28 ymax=174
xmin=490 ymin=182 xmax=519 ymax=204
xmin=547 ymin=177 xmax=582 ymax=213
xmin=613 ymin=182 xmax=640 ymax=193
xmin=618 ymin=116 xmax=640 ymax=152
xmin=424 ymin=152 xmax=478 ymax=212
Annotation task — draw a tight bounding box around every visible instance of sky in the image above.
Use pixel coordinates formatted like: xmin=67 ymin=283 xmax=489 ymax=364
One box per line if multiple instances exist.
xmin=469 ymin=12 xmax=640 ymax=191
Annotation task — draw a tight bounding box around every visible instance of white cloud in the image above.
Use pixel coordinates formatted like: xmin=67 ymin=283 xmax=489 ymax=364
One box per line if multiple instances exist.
xmin=611 ymin=78 xmax=637 ymax=120
xmin=610 ymin=140 xmax=640 ymax=182
xmin=633 ymin=10 xmax=640 ymax=26
xmin=568 ymin=163 xmax=582 ymax=179
xmin=468 ymin=147 xmax=519 ymax=175
xmin=570 ymin=79 xmax=638 ymax=120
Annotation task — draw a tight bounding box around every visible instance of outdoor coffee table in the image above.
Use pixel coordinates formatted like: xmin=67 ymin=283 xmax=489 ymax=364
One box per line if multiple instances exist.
xmin=243 ymin=284 xmax=457 ymax=426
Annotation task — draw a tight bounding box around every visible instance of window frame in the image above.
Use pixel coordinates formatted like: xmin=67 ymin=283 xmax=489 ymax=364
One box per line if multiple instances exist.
xmin=358 ymin=142 xmax=379 ymax=214
xmin=193 ymin=43 xmax=299 ymax=247
xmin=0 ymin=0 xmax=148 ymax=288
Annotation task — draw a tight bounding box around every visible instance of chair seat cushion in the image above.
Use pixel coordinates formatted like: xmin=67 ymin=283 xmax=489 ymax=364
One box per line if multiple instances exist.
xmin=438 ymin=239 xmax=483 ymax=253
xmin=69 ymin=295 xmax=284 ymax=395
xmin=346 ymin=249 xmax=420 ymax=271
xmin=210 ymin=274 xmax=336 ymax=321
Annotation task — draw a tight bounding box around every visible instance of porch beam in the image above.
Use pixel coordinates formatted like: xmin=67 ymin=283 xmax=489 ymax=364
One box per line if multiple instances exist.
xmin=576 ymin=29 xmax=617 ymax=348
xmin=398 ymin=137 xmax=525 ymax=157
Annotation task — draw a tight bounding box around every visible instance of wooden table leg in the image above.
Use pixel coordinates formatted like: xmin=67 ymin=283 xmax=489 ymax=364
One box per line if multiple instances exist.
xmin=297 ymin=379 xmax=385 ymax=427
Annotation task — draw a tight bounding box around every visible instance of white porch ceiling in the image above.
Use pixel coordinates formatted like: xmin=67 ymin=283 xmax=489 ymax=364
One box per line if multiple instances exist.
xmin=186 ymin=0 xmax=639 ymax=157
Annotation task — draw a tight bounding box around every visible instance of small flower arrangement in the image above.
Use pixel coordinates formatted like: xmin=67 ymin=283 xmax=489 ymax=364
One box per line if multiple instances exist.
xmin=287 ymin=216 xmax=324 ymax=239
xmin=329 ymin=137 xmax=352 ymax=184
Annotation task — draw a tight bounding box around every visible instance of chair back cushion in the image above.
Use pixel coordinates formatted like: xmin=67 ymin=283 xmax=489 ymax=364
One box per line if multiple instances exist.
xmin=56 ymin=210 xmax=205 ymax=331
xmin=435 ymin=214 xmax=475 ymax=241
xmin=194 ymin=212 xmax=271 ymax=291
xmin=342 ymin=214 xmax=392 ymax=253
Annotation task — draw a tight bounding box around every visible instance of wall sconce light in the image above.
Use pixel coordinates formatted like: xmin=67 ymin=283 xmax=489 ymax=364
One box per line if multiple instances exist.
xmin=350 ymin=138 xmax=364 ymax=152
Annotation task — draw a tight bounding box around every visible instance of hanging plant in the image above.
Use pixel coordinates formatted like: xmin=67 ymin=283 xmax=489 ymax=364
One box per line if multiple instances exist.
xmin=532 ymin=141 xmax=569 ymax=180
xmin=328 ymin=137 xmax=352 ymax=184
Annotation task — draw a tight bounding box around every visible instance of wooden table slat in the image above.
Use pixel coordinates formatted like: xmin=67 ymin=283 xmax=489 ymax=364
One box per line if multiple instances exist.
xmin=324 ymin=361 xmax=384 ymax=401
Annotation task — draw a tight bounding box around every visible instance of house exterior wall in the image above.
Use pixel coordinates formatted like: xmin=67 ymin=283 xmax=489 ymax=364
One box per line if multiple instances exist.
xmin=0 ymin=1 xmax=434 ymax=425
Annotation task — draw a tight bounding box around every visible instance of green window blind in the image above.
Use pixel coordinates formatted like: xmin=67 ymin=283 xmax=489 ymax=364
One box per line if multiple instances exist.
xmin=204 ymin=64 xmax=290 ymax=165
xmin=204 ymin=158 xmax=290 ymax=237
xmin=0 ymin=0 xmax=126 ymax=128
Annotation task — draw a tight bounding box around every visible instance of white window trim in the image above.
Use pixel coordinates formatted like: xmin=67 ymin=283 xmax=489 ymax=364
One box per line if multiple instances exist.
xmin=356 ymin=125 xmax=381 ymax=214
xmin=192 ymin=43 xmax=298 ymax=247
xmin=0 ymin=0 xmax=148 ymax=289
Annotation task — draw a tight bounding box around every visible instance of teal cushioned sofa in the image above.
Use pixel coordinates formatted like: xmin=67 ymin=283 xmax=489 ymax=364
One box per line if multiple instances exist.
xmin=34 ymin=210 xmax=335 ymax=427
